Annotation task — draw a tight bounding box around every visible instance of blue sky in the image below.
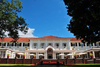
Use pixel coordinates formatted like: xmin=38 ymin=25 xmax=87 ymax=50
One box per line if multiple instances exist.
xmin=17 ymin=0 xmax=74 ymax=37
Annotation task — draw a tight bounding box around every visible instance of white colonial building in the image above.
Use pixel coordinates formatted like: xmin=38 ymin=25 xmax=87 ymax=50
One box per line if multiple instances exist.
xmin=0 ymin=35 xmax=100 ymax=59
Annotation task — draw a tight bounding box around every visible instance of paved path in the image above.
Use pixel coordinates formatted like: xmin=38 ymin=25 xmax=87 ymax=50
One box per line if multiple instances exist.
xmin=36 ymin=64 xmax=63 ymax=67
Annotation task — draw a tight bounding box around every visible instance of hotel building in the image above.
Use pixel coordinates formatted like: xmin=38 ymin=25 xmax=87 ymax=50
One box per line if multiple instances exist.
xmin=0 ymin=35 xmax=100 ymax=59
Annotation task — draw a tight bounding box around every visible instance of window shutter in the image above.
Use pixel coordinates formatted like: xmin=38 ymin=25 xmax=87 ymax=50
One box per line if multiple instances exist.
xmin=79 ymin=43 xmax=81 ymax=46
xmin=7 ymin=43 xmax=9 ymax=46
xmin=28 ymin=43 xmax=29 ymax=46
xmin=23 ymin=43 xmax=25 ymax=46
xmin=20 ymin=43 xmax=21 ymax=46
xmin=94 ymin=43 xmax=96 ymax=46
xmin=99 ymin=43 xmax=100 ymax=46
xmin=83 ymin=43 xmax=85 ymax=46
xmin=71 ymin=43 xmax=73 ymax=46
xmin=4 ymin=43 xmax=6 ymax=46
xmin=76 ymin=43 xmax=77 ymax=46
xmin=91 ymin=44 xmax=93 ymax=46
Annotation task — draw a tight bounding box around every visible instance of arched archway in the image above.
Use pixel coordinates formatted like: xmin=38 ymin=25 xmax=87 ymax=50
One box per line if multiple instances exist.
xmin=47 ymin=48 xmax=53 ymax=59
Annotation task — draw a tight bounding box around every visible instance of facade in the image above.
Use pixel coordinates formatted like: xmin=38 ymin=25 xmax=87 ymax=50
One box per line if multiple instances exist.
xmin=0 ymin=35 xmax=100 ymax=59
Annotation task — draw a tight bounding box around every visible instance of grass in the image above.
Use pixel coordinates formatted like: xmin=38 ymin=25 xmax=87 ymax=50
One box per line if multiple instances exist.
xmin=63 ymin=63 xmax=100 ymax=67
xmin=0 ymin=64 xmax=36 ymax=67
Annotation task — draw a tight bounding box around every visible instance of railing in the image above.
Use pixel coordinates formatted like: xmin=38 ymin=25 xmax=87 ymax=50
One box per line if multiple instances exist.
xmin=0 ymin=57 xmax=100 ymax=65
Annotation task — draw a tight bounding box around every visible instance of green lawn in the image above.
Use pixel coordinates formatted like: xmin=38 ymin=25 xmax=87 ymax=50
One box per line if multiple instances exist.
xmin=63 ymin=63 xmax=100 ymax=67
xmin=0 ymin=64 xmax=36 ymax=67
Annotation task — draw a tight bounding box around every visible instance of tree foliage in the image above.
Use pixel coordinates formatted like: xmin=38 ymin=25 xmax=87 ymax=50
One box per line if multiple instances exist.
xmin=64 ymin=0 xmax=100 ymax=44
xmin=0 ymin=0 xmax=28 ymax=41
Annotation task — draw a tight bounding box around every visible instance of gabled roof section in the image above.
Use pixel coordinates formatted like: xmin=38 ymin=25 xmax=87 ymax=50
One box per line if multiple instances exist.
xmin=31 ymin=35 xmax=69 ymax=39
xmin=39 ymin=35 xmax=62 ymax=39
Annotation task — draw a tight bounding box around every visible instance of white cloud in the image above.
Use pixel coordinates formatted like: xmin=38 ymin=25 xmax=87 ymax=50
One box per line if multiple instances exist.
xmin=19 ymin=28 xmax=35 ymax=37
xmin=5 ymin=28 xmax=35 ymax=37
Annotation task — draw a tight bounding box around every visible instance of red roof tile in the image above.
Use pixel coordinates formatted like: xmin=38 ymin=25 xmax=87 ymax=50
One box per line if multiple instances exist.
xmin=0 ymin=35 xmax=82 ymax=41
xmin=33 ymin=35 xmax=63 ymax=39
xmin=70 ymin=38 xmax=81 ymax=41
xmin=0 ymin=37 xmax=36 ymax=42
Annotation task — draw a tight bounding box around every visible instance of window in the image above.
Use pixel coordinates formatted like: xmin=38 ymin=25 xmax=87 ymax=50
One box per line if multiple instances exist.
xmin=71 ymin=43 xmax=76 ymax=46
xmin=71 ymin=43 xmax=76 ymax=48
xmin=41 ymin=43 xmax=44 ymax=48
xmin=99 ymin=43 xmax=100 ymax=46
xmin=0 ymin=51 xmax=5 ymax=58
xmin=34 ymin=43 xmax=37 ymax=48
xmin=16 ymin=43 xmax=21 ymax=48
xmin=48 ymin=43 xmax=52 ymax=46
xmin=23 ymin=43 xmax=29 ymax=48
xmin=1 ymin=43 xmax=6 ymax=47
xmin=56 ymin=43 xmax=59 ymax=48
xmin=87 ymin=43 xmax=89 ymax=46
xmin=63 ymin=43 xmax=66 ymax=48
xmin=9 ymin=43 xmax=13 ymax=48
xmin=80 ymin=43 xmax=84 ymax=48
xmin=96 ymin=43 xmax=99 ymax=47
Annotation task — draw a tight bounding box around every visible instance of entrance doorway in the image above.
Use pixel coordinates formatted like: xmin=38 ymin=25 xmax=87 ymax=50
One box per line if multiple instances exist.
xmin=47 ymin=48 xmax=53 ymax=59
xmin=48 ymin=54 xmax=52 ymax=59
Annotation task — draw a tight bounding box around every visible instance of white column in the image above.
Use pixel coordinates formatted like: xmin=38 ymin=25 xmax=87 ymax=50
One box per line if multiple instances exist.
xmin=6 ymin=42 xmax=7 ymax=48
xmin=45 ymin=39 xmax=47 ymax=47
xmin=72 ymin=52 xmax=74 ymax=58
xmin=38 ymin=40 xmax=40 ymax=50
xmin=13 ymin=43 xmax=15 ymax=50
xmin=60 ymin=40 xmax=62 ymax=50
xmin=21 ymin=43 xmax=23 ymax=51
xmin=85 ymin=43 xmax=87 ymax=50
xmin=54 ymin=52 xmax=56 ymax=59
xmin=45 ymin=52 xmax=47 ymax=59
xmin=30 ymin=40 xmax=33 ymax=50
xmin=53 ymin=40 xmax=55 ymax=47
xmin=67 ymin=40 xmax=71 ymax=50
xmin=61 ymin=52 xmax=64 ymax=59
xmin=93 ymin=43 xmax=95 ymax=47
xmin=11 ymin=52 xmax=13 ymax=58
xmin=53 ymin=52 xmax=55 ymax=59
xmin=36 ymin=52 xmax=39 ymax=59
xmin=93 ymin=51 xmax=95 ymax=58
xmin=77 ymin=42 xmax=79 ymax=50
xmin=5 ymin=51 xmax=7 ymax=58
xmin=87 ymin=52 xmax=88 ymax=58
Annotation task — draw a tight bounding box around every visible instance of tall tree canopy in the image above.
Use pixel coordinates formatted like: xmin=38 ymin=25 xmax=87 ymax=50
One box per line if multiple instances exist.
xmin=0 ymin=0 xmax=28 ymax=41
xmin=64 ymin=0 xmax=100 ymax=44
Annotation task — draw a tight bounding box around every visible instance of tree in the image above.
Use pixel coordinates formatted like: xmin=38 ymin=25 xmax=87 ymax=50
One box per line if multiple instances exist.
xmin=0 ymin=0 xmax=28 ymax=41
xmin=63 ymin=0 xmax=100 ymax=44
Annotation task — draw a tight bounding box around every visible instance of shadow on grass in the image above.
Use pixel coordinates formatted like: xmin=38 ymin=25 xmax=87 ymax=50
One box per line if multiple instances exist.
xmin=0 ymin=65 xmax=37 ymax=67
xmin=63 ymin=65 xmax=100 ymax=67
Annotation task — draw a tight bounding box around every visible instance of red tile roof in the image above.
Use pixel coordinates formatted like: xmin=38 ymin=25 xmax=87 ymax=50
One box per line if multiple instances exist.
xmin=0 ymin=35 xmax=81 ymax=41
xmin=0 ymin=37 xmax=36 ymax=42
xmin=31 ymin=35 xmax=81 ymax=41
xmin=70 ymin=38 xmax=82 ymax=41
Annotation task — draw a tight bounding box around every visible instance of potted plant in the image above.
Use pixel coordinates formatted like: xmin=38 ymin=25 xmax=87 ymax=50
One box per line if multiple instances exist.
xmin=57 ymin=60 xmax=60 ymax=64
xmin=7 ymin=54 xmax=10 ymax=58
xmin=34 ymin=62 xmax=36 ymax=65
xmin=63 ymin=61 xmax=64 ymax=65
xmin=72 ymin=47 xmax=74 ymax=50
xmin=39 ymin=61 xmax=43 ymax=65
xmin=90 ymin=53 xmax=93 ymax=59
xmin=74 ymin=54 xmax=77 ymax=59
xmin=26 ymin=47 xmax=28 ymax=50
xmin=49 ymin=60 xmax=51 ymax=63
xmin=23 ymin=54 xmax=25 ymax=58
xmin=64 ymin=55 xmax=67 ymax=59
xmin=33 ymin=55 xmax=36 ymax=59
